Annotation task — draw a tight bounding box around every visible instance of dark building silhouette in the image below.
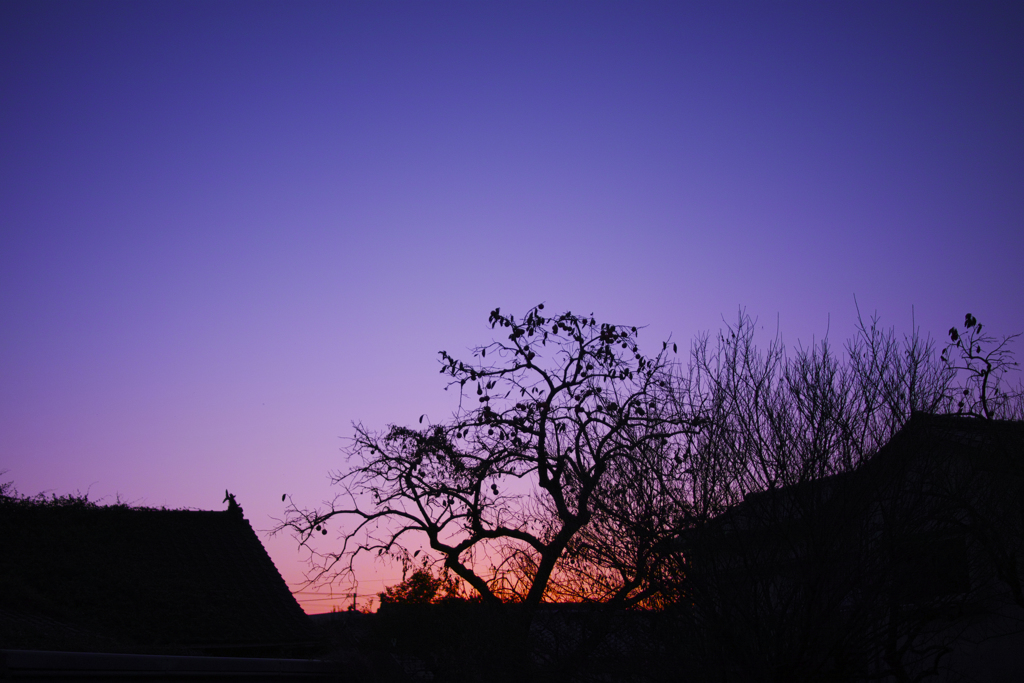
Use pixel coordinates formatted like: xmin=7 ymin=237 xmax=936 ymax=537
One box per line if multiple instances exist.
xmin=0 ymin=494 xmax=317 ymax=658
xmin=677 ymin=412 xmax=1024 ymax=682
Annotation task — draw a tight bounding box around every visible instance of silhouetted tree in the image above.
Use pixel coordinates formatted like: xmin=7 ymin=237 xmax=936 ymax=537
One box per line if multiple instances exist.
xmin=278 ymin=305 xmax=696 ymax=615
xmin=659 ymin=310 xmax=1024 ymax=682
xmin=378 ymin=568 xmax=444 ymax=605
xmin=942 ymin=312 xmax=1023 ymax=419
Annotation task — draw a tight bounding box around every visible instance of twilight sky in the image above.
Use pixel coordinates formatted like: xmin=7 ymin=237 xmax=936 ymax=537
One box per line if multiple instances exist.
xmin=2 ymin=1 xmax=1022 ymax=612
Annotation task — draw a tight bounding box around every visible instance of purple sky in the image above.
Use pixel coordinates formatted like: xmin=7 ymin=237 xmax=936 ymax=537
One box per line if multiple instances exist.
xmin=3 ymin=1 xmax=1022 ymax=612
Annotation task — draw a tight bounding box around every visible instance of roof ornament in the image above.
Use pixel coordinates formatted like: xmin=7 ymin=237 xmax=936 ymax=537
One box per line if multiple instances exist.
xmin=223 ymin=489 xmax=242 ymax=515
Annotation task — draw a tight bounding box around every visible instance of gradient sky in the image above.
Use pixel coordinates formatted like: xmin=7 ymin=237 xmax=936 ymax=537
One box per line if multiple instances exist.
xmin=3 ymin=1 xmax=1023 ymax=612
